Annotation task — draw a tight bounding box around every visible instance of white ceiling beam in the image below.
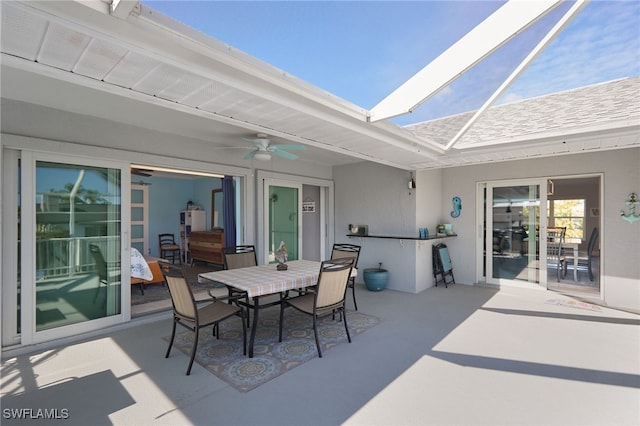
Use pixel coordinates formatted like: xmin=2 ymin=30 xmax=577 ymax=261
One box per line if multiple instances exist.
xmin=369 ymin=0 xmax=562 ymax=122
xmin=444 ymin=0 xmax=589 ymax=150
xmin=6 ymin=1 xmax=444 ymax=157
xmin=1 ymin=53 xmax=419 ymax=170
xmin=110 ymin=0 xmax=139 ymax=19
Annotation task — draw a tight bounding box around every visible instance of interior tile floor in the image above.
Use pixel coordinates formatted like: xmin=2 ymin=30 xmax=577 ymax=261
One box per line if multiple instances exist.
xmin=2 ymin=282 xmax=638 ymax=426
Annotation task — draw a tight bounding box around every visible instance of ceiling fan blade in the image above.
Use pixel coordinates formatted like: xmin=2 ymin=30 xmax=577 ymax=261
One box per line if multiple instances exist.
xmin=242 ymin=137 xmax=270 ymax=148
xmin=132 ymin=169 xmax=152 ymax=177
xmin=271 ymin=144 xmax=306 ymax=151
xmin=243 ymin=150 xmax=257 ymax=160
xmin=272 ymin=149 xmax=298 ymax=160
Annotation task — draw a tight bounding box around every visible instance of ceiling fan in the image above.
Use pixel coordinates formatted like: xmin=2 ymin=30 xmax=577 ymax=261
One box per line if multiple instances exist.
xmin=242 ymin=134 xmax=306 ymax=161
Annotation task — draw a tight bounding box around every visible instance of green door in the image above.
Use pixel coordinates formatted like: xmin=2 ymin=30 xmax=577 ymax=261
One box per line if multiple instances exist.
xmin=266 ymin=183 xmax=301 ymax=263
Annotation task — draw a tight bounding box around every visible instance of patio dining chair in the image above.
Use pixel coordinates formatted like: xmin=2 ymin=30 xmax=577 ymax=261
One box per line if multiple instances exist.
xmin=278 ymin=257 xmax=355 ymax=358
xmin=330 ymin=243 xmax=361 ymax=310
xmin=547 ymin=227 xmax=566 ymax=282
xmin=162 ymin=264 xmax=246 ymax=375
xmin=89 ymin=243 xmax=121 ymax=303
xmin=223 ymin=245 xmax=258 ymax=270
xmin=221 ymin=245 xmax=258 ymax=320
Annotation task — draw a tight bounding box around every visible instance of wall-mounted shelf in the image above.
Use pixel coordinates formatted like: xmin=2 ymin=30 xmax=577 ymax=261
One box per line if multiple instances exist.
xmin=346 ymin=233 xmax=457 ymax=241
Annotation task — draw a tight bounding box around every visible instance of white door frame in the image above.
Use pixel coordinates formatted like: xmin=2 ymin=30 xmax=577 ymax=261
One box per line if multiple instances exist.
xmin=17 ymin=151 xmax=131 ymax=345
xmin=263 ymin=179 xmax=303 ymax=263
xmin=256 ymin=170 xmax=333 ymax=265
xmin=478 ymin=178 xmax=548 ymax=289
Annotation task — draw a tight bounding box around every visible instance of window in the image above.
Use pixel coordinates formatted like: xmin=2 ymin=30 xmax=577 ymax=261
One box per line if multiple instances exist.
xmin=548 ymin=199 xmax=585 ymax=240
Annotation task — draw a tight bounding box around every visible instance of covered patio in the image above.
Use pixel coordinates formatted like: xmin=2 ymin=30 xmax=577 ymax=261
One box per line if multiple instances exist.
xmin=1 ymin=3 xmax=639 ymax=422
xmin=2 ymin=283 xmax=639 ymax=425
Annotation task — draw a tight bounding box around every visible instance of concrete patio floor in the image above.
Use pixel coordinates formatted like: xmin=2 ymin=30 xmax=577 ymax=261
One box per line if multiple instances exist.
xmin=2 ymin=283 xmax=639 ymax=425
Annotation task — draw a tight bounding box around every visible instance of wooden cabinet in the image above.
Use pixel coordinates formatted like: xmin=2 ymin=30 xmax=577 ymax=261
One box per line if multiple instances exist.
xmin=189 ymin=231 xmax=224 ymax=265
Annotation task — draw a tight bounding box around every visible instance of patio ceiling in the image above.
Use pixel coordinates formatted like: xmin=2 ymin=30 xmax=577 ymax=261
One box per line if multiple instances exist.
xmin=1 ymin=1 xmax=638 ymax=171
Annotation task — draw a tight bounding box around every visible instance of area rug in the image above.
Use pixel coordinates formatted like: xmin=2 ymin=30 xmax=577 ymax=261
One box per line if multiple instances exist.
xmin=163 ymin=308 xmax=381 ymax=392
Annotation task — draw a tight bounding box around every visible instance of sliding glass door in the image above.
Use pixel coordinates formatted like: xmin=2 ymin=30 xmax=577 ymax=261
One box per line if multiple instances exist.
xmin=485 ymin=180 xmax=547 ymax=288
xmin=8 ymin=151 xmax=127 ymax=345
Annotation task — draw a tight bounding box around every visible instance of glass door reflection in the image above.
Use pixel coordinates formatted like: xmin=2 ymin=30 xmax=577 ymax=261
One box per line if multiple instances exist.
xmin=487 ymin=182 xmax=542 ymax=287
xmin=35 ymin=161 xmax=121 ymax=331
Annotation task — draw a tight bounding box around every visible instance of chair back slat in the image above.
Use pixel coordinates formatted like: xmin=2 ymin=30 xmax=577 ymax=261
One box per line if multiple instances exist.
xmin=547 ymin=227 xmax=566 ymax=257
xmin=316 ymin=258 xmax=353 ymax=308
xmin=163 ymin=270 xmax=197 ymax=320
xmin=225 ymin=252 xmax=257 ymax=269
xmin=331 ymin=243 xmax=361 ymax=268
xmin=587 ymin=227 xmax=599 ymax=255
xmin=159 ymin=233 xmax=178 ymax=247
xmin=223 ymin=245 xmax=257 ymax=270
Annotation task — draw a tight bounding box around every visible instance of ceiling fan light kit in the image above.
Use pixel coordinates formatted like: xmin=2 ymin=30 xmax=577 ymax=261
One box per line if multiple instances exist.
xmin=253 ymin=152 xmax=272 ymax=161
xmin=242 ymin=134 xmax=306 ymax=161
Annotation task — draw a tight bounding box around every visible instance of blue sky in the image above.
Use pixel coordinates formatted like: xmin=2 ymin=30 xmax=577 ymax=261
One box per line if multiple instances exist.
xmin=144 ymin=1 xmax=640 ymax=125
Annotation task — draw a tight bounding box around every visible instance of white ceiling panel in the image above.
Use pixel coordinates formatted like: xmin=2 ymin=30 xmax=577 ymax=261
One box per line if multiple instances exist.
xmin=0 ymin=3 xmax=48 ymax=60
xmin=131 ymin=63 xmax=184 ymax=96
xmin=103 ymin=51 xmax=158 ymax=88
xmin=73 ymin=38 xmax=129 ymax=80
xmin=157 ymin=73 xmax=212 ymax=103
xmin=38 ymin=22 xmax=90 ymax=71
xmin=1 ymin=1 xmax=637 ymax=172
xmin=178 ymin=81 xmax=223 ymax=107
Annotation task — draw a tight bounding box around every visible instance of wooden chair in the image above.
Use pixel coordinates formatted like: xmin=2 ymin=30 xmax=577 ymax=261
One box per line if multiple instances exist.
xmin=547 ymin=227 xmax=566 ymax=282
xmin=278 ymin=257 xmax=354 ymax=358
xmin=159 ymin=233 xmax=181 ymax=264
xmin=162 ymin=264 xmax=246 ymax=375
xmin=564 ymin=227 xmax=599 ymax=281
xmin=330 ymin=243 xmax=361 ymax=310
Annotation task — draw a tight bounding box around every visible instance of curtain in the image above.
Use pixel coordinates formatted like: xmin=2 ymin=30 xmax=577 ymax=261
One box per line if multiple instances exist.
xmin=222 ymin=176 xmax=236 ymax=247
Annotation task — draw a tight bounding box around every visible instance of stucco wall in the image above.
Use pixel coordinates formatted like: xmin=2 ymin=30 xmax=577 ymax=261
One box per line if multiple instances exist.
xmin=441 ymin=148 xmax=640 ymax=312
xmin=334 ymin=148 xmax=639 ymax=312
xmin=334 ymin=162 xmax=449 ymax=293
xmin=416 ymin=169 xmax=444 ymax=292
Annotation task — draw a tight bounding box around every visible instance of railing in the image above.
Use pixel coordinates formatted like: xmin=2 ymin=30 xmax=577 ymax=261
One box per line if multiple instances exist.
xmin=34 ymin=236 xmax=120 ymax=280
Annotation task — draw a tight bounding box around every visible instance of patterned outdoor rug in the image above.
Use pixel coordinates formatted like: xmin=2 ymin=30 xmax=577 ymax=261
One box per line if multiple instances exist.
xmin=163 ymin=307 xmax=381 ymax=392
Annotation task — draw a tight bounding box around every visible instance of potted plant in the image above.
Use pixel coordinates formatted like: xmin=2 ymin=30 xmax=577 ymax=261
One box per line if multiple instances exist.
xmin=363 ymin=262 xmax=388 ymax=291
